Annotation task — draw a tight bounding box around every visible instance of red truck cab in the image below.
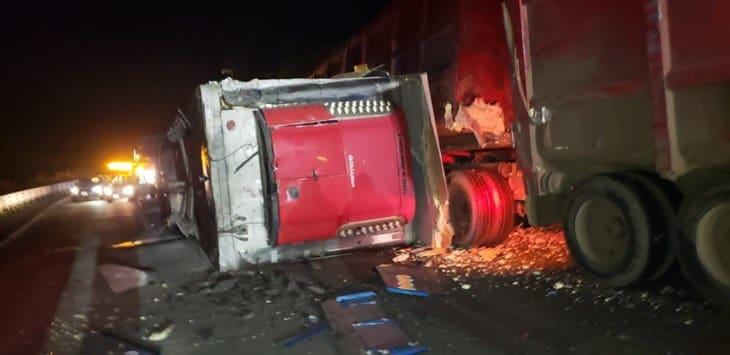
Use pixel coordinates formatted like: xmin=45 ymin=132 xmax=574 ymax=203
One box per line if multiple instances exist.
xmin=261 ymin=101 xmax=416 ymax=245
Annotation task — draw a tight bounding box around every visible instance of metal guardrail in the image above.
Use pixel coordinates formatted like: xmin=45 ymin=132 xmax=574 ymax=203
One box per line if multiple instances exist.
xmin=0 ymin=181 xmax=75 ymax=215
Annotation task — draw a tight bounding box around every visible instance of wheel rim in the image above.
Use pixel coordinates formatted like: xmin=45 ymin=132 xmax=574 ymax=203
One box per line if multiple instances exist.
xmin=574 ymin=198 xmax=630 ymax=273
xmin=695 ymin=202 xmax=730 ymax=287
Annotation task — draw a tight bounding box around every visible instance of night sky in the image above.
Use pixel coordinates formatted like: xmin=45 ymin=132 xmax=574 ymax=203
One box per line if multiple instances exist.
xmin=0 ymin=0 xmax=389 ymax=192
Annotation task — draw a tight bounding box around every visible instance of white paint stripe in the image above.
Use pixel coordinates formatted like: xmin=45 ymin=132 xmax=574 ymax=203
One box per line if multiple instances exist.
xmin=43 ymin=235 xmax=99 ymax=354
xmin=0 ymin=197 xmax=68 ymax=249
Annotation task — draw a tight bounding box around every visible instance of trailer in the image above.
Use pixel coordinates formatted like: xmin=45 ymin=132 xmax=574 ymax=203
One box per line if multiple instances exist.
xmin=310 ymin=0 xmax=730 ymax=308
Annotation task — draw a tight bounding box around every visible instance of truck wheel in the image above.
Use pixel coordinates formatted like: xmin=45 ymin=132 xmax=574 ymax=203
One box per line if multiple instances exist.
xmin=621 ymin=172 xmax=680 ymax=281
xmin=564 ymin=175 xmax=653 ymax=287
xmin=448 ymin=170 xmax=514 ymax=248
xmin=677 ymin=181 xmax=730 ymax=310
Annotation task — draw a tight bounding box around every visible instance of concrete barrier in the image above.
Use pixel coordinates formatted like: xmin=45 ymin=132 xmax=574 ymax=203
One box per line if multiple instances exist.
xmin=0 ymin=181 xmax=75 ymax=215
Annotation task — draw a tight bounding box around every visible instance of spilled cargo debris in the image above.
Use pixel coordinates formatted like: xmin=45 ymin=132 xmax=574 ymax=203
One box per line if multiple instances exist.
xmin=323 ymin=291 xmax=428 ymax=354
xmin=110 ymin=234 xmax=182 ymax=249
xmin=376 ymin=264 xmax=446 ymax=297
xmin=148 ymin=323 xmax=175 ymax=341
xmin=393 ymin=226 xmax=570 ymax=276
xmin=98 ymin=264 xmax=154 ymax=294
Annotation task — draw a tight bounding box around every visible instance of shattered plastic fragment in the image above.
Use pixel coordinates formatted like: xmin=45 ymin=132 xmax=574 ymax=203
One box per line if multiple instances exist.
xmin=98 ymin=264 xmax=152 ymax=294
xmin=148 ymin=324 xmax=175 ymax=341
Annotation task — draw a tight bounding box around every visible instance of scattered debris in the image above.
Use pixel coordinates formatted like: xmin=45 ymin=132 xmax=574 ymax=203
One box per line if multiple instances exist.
xmin=392 ymin=226 xmax=570 ymax=276
xmin=110 ymin=235 xmax=182 ymax=249
xmin=376 ymin=264 xmax=445 ymax=297
xmin=98 ymin=264 xmax=153 ymax=293
xmin=307 ymin=285 xmax=326 ymax=295
xmin=211 ymin=278 xmax=237 ymax=294
xmin=478 ymin=248 xmax=501 ymax=262
xmin=148 ymin=323 xmax=175 ymax=342
xmin=392 ymin=253 xmax=410 ymax=263
xmin=324 ymin=292 xmax=425 ymax=354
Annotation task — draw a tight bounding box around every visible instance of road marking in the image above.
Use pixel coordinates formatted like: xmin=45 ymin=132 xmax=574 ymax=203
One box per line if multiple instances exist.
xmin=43 ymin=234 xmax=99 ymax=354
xmin=0 ymin=197 xmax=68 ymax=249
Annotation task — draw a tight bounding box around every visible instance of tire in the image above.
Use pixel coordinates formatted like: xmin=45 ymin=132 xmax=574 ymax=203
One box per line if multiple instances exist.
xmin=564 ymin=174 xmax=656 ymax=287
xmin=677 ymin=180 xmax=730 ymax=310
xmin=621 ymin=172 xmax=680 ymax=281
xmin=448 ymin=170 xmax=514 ymax=247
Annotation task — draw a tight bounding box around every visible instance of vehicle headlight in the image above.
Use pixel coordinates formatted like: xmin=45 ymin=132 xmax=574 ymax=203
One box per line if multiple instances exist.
xmin=70 ymin=186 xmax=79 ymax=195
xmin=103 ymin=186 xmax=113 ymax=196
xmin=122 ymin=185 xmax=135 ymax=196
xmin=91 ymin=185 xmax=103 ymax=194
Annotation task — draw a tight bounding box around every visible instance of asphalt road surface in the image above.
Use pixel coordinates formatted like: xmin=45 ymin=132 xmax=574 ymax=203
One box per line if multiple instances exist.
xmin=0 ymin=199 xmax=728 ymax=354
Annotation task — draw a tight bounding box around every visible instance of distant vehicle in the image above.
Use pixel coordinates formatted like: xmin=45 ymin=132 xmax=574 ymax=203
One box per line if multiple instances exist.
xmin=70 ymin=176 xmax=104 ymax=202
xmin=102 ymin=175 xmax=137 ymax=202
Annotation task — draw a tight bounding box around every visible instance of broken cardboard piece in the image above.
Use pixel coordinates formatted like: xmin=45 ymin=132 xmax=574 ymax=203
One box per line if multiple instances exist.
xmin=351 ymin=318 xmax=410 ymax=350
xmin=376 ymin=264 xmax=445 ymax=297
xmin=323 ymin=292 xmax=428 ymax=354
xmin=322 ymin=299 xmax=385 ymax=333
xmin=98 ymin=264 xmax=153 ymax=293
xmin=336 ymin=291 xmax=376 ymax=305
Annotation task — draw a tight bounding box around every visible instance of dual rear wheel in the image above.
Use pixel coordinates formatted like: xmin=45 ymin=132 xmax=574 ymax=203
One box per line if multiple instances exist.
xmin=676 ymin=179 xmax=730 ymax=310
xmin=564 ymin=173 xmax=677 ymax=287
xmin=565 ymin=173 xmax=730 ymax=309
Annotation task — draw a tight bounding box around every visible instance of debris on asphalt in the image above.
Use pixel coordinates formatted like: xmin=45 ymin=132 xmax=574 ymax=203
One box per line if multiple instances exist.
xmin=392 ymin=226 xmax=570 ymax=275
xmin=386 ymin=345 xmax=431 ymax=355
xmin=376 ymin=264 xmax=445 ymax=297
xmin=307 ymin=285 xmax=326 ymax=295
xmin=98 ymin=263 xmax=154 ymax=293
xmin=148 ymin=323 xmax=175 ymax=341
xmin=211 ymin=278 xmax=237 ymax=294
xmin=336 ymin=291 xmax=377 ymax=305
xmin=324 ymin=292 xmax=427 ymax=354
xmin=110 ymin=235 xmax=182 ymax=249
xmin=392 ymin=253 xmax=410 ymax=263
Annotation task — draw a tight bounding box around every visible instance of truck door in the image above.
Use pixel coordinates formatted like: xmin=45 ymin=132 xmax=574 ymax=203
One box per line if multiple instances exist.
xmin=265 ymin=105 xmax=350 ymax=245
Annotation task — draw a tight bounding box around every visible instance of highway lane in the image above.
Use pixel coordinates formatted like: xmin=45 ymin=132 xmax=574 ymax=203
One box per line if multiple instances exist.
xmin=0 ymin=199 xmax=142 ymax=354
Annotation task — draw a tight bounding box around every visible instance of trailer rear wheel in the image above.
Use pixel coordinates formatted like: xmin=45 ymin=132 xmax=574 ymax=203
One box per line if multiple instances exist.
xmin=564 ymin=175 xmax=653 ymax=287
xmin=448 ymin=170 xmax=514 ymax=248
xmin=621 ymin=172 xmax=680 ymax=281
xmin=677 ymin=181 xmax=730 ymax=310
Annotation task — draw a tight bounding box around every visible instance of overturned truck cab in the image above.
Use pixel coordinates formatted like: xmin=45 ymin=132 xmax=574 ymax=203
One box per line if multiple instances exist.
xmin=164 ymin=74 xmax=449 ymax=271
